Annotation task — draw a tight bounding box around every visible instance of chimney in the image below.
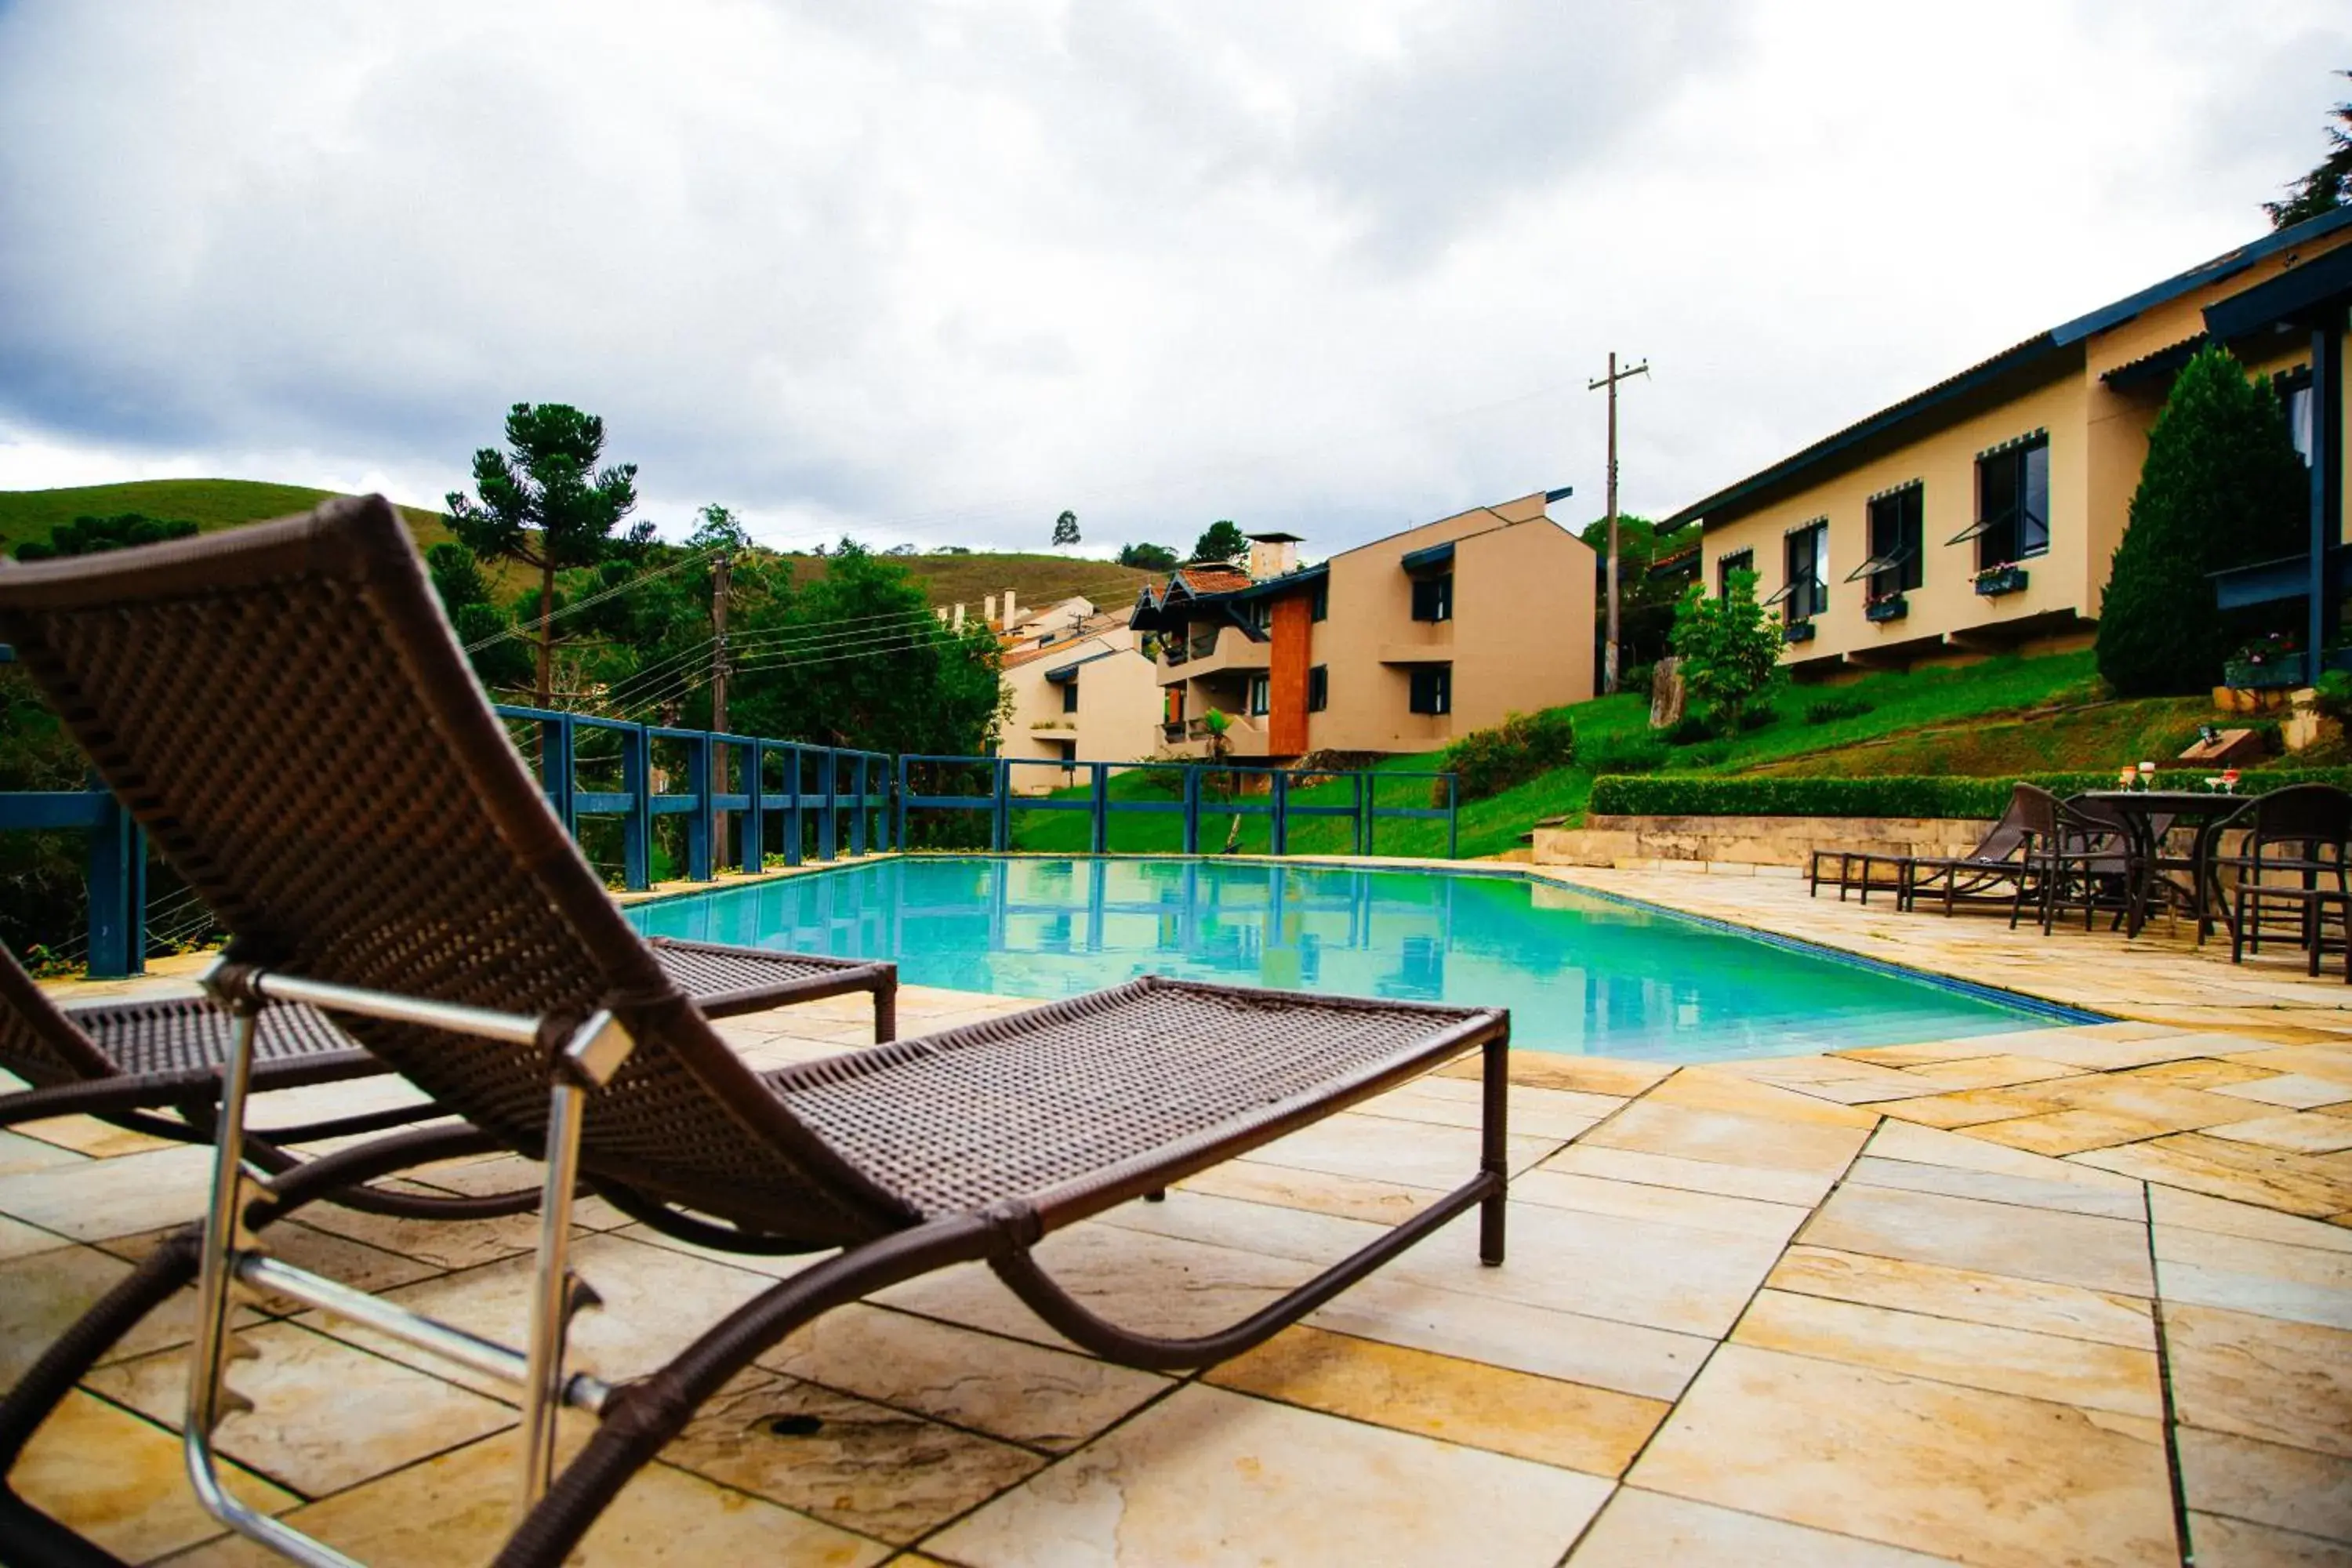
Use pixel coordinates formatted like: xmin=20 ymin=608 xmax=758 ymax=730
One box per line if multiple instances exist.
xmin=935 ymin=606 xmax=948 ymax=623
xmin=1245 ymin=532 xmax=1302 ymax=581
xmin=953 ymin=602 xmax=966 ymax=631
xmin=1002 ymin=588 xmax=1017 ymax=630
xmin=983 ymin=594 xmax=997 ymax=627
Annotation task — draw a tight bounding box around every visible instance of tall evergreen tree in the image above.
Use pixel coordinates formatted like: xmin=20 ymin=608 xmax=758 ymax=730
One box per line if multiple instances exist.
xmin=446 ymin=403 xmax=640 ymax=712
xmin=2266 ymin=71 xmax=2352 ymax=229
xmin=2096 ymin=345 xmax=2308 ymax=695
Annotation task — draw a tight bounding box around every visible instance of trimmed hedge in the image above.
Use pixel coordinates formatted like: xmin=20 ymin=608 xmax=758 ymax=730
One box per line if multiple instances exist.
xmin=1585 ymin=769 xmax=2352 ymax=820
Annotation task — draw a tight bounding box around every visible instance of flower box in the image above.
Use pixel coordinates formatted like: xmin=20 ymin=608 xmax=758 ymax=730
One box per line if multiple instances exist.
xmin=2224 ymin=652 xmax=2306 ymax=690
xmin=1783 ymin=620 xmax=1817 ymax=645
xmin=1973 ymin=564 xmax=2029 ymax=597
xmin=1865 ymin=595 xmax=1908 ymax=623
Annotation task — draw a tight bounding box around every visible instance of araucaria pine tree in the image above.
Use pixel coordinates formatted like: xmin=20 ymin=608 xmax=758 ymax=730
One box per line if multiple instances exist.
xmin=2096 ymin=345 xmax=2307 ymax=696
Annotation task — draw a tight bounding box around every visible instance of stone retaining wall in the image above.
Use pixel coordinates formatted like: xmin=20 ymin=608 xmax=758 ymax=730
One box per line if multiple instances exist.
xmin=1533 ymin=813 xmax=1996 ymax=872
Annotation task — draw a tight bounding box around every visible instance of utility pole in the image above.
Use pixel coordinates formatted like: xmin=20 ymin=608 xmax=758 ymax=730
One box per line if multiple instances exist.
xmin=710 ymin=551 xmax=732 ymax=867
xmin=1588 ymin=352 xmax=1649 ymax=694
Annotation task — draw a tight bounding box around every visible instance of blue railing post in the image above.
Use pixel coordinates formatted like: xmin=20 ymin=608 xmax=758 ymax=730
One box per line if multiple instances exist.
xmin=991 ymin=759 xmax=1010 ymax=851
xmin=893 ymin=756 xmax=910 ymax=852
xmin=782 ymin=746 xmax=804 ymax=867
xmin=1270 ymin=770 xmax=1290 ymax=857
xmin=622 ymin=725 xmax=652 ymax=891
xmin=851 ymin=754 xmax=869 ymax=855
xmin=741 ymin=741 xmax=765 ymax=873
xmin=84 ymin=786 xmax=144 ymax=979
xmin=1088 ymin=764 xmax=1109 ymax=855
xmin=1446 ymin=774 xmax=1459 ymax=859
xmin=542 ymin=714 xmax=577 ymax=834
xmin=683 ymin=733 xmax=713 ymax=881
xmin=1181 ymin=765 xmax=1200 ymax=855
xmin=818 ymin=750 xmax=839 ymax=862
xmin=1352 ymin=771 xmax=1368 ymax=855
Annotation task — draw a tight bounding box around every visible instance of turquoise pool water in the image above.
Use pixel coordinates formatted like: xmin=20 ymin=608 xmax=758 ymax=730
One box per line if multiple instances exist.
xmin=626 ymin=857 xmax=2094 ymax=1062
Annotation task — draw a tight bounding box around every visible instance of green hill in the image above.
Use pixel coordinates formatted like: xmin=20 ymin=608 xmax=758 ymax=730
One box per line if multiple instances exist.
xmin=0 ymin=479 xmax=1156 ymax=612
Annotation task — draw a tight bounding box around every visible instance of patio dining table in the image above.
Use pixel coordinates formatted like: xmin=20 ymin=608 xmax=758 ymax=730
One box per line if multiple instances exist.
xmin=2074 ymin=789 xmax=2255 ymax=940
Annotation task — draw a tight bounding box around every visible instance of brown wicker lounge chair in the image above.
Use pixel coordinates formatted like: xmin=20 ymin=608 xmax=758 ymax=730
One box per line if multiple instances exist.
xmin=1898 ymin=783 xmax=2040 ymax=917
xmin=0 ymin=496 xmax=1512 ymax=1568
xmin=0 ymin=934 xmax=898 ymax=1221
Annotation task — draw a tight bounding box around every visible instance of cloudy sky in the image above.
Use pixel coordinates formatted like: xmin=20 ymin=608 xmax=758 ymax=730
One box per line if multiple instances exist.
xmin=0 ymin=1 xmax=2345 ymax=557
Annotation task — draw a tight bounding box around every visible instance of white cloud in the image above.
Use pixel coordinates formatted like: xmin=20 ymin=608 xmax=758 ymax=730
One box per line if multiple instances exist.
xmin=0 ymin=0 xmax=2344 ymax=553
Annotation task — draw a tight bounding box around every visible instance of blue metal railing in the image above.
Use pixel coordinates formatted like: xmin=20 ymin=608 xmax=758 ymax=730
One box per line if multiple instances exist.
xmin=896 ymin=755 xmax=1458 ymax=859
xmin=2 ymin=715 xmax=1457 ymax=978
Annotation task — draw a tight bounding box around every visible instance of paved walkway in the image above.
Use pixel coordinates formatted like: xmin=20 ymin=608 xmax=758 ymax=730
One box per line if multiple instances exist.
xmin=3 ymin=873 xmax=2348 ymax=1566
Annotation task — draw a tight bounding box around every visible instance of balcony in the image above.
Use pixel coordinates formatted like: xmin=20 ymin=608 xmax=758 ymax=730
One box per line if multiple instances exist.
xmin=1161 ymin=625 xmax=1269 ymax=682
xmin=1158 ymin=713 xmax=1271 ymax=759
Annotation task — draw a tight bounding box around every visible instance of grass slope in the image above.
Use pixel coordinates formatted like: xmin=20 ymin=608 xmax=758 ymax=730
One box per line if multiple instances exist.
xmin=1001 ymin=649 xmax=2245 ymax=861
xmin=0 ymin=481 xmax=1157 ymax=613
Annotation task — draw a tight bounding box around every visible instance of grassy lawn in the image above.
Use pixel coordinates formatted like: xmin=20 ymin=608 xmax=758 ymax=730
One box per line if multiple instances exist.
xmin=1000 ymin=648 xmax=2220 ymax=860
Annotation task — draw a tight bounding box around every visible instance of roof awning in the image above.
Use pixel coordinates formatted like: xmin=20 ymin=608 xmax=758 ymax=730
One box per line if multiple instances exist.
xmin=1399 ymin=541 xmax=1455 ymax=573
xmin=2205 ymin=242 xmax=2352 ymax=337
xmin=1759 ymin=581 xmax=1798 ymax=608
xmin=1043 ymin=648 xmax=1116 ymax=684
xmin=2101 ymin=336 xmax=2206 ymax=388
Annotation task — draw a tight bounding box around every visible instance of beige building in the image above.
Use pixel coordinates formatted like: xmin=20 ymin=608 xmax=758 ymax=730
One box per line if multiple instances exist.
xmin=1664 ymin=207 xmax=2352 ymax=677
xmin=996 ymin=599 xmax=1163 ymax=793
xmin=1131 ymin=490 xmax=1595 ymax=760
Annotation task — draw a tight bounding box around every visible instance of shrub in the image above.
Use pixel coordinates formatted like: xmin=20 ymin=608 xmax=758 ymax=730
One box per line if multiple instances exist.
xmin=1619 ymin=661 xmax=1657 ymax=695
xmin=1668 ymin=568 xmax=1781 ymax=735
xmin=2097 ymin=344 xmax=2307 ymax=695
xmin=1806 ymin=695 xmax=1874 ymax=725
xmin=1441 ymin=709 xmax=1576 ymax=800
xmin=1737 ymin=706 xmax=1779 ymax=733
xmin=1585 ymin=768 xmax=2352 ymax=819
xmin=1583 ymin=734 xmax=1671 ymax=776
xmin=2314 ymin=670 xmax=2352 ymax=719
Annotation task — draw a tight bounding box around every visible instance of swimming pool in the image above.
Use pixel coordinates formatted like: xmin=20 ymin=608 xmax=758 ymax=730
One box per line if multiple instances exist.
xmin=626 ymin=856 xmax=2098 ymax=1062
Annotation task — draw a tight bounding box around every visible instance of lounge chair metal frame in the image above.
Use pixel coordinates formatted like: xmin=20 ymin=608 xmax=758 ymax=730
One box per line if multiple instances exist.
xmin=0 ymin=495 xmax=1512 ymax=1567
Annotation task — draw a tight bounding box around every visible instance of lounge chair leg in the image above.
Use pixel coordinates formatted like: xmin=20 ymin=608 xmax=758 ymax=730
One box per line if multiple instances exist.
xmin=1144 ymin=1189 xmax=1167 ymax=1202
xmin=873 ymin=978 xmax=897 ymax=1044
xmin=1479 ymin=1035 xmax=1509 ymax=1267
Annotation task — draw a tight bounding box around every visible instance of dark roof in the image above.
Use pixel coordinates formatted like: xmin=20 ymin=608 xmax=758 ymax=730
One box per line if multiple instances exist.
xmin=1664 ymin=205 xmax=2352 ymax=531
xmin=1044 ymin=648 xmax=1119 ymax=683
xmin=2101 ymin=334 xmax=2207 ymax=387
xmin=2205 ymin=239 xmax=2352 ymax=339
xmin=1399 ymin=541 xmax=1455 ymax=573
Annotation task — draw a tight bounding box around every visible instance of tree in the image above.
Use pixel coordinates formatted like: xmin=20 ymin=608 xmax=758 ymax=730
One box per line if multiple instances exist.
xmin=726 ymin=539 xmax=1008 ymax=757
xmin=1052 ymin=510 xmax=1080 ymax=548
xmin=1192 ymin=520 xmax=1248 ymax=564
xmin=423 ymin=543 xmax=534 ymax=691
xmin=445 ymin=402 xmax=640 ymax=713
xmin=1668 ymin=568 xmax=1781 ymax=735
xmin=2096 ymin=344 xmax=2309 ymax=695
xmin=1116 ymin=541 xmax=1179 ymax=570
xmin=14 ymin=513 xmax=198 ymax=561
xmin=2267 ymin=71 xmax=2352 ymax=229
xmin=1574 ymin=513 xmax=1694 ymax=672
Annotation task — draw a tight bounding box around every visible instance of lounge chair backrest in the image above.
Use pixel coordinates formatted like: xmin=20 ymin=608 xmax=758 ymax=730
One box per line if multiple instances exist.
xmin=0 ymin=942 xmax=119 ymax=1086
xmin=1966 ymin=785 xmax=2039 ymax=864
xmin=2246 ymin=783 xmax=2352 ymax=858
xmin=0 ymin=498 xmax=911 ymax=1245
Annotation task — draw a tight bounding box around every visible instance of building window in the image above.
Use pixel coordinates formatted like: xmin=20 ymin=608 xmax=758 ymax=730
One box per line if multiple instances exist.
xmin=1310 ymin=579 xmax=1329 ymax=621
xmin=2281 ymin=368 xmax=2315 ymax=466
xmin=1060 ymin=680 xmax=1079 ymax=714
xmin=1307 ymin=665 xmax=1329 ymax=712
xmin=1969 ymin=436 xmax=2050 ymax=567
xmin=1410 ymin=573 xmax=1454 ymax=622
xmin=1246 ymin=673 xmax=1270 ymax=716
xmin=1715 ymin=548 xmax=1754 ymax=599
xmin=1859 ymin=484 xmax=1924 ymax=600
xmin=1775 ymin=521 xmax=1828 ymax=621
xmin=1408 ymin=665 xmax=1452 ymax=715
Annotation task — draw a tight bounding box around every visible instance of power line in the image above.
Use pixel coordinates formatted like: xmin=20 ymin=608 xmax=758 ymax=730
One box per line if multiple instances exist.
xmin=462 ymin=545 xmax=723 ymax=652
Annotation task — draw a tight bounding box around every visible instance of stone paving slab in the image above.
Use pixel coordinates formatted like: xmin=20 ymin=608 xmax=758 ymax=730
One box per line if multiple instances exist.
xmin=10 ymin=877 xmax=2352 ymax=1563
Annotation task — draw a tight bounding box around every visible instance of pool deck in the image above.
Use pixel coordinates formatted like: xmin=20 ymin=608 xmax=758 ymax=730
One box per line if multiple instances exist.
xmin=5 ymin=864 xmax=2350 ymax=1565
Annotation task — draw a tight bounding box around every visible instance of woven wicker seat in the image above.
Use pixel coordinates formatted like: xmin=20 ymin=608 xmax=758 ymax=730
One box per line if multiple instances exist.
xmin=0 ymin=930 xmax=894 ymax=1222
xmin=0 ymin=495 xmax=1512 ymax=1568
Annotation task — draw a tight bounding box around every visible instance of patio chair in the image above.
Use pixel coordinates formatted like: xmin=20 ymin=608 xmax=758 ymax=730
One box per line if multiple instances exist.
xmin=1806 ymin=846 xmax=1910 ymax=905
xmin=2215 ymin=784 xmax=2352 ymax=978
xmin=0 ymin=495 xmax=1512 ymax=1568
xmin=1895 ymin=784 xmax=2039 ymax=917
xmin=0 ymin=932 xmax=899 ymax=1221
